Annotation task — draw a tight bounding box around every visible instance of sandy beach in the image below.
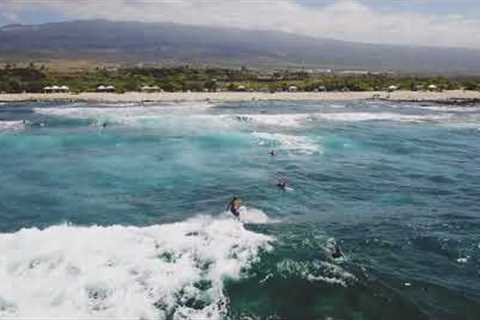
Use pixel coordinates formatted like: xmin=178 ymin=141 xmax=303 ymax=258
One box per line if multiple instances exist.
xmin=0 ymin=90 xmax=479 ymax=104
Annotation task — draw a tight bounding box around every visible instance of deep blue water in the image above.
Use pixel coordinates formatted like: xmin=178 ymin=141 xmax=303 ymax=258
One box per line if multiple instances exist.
xmin=0 ymin=100 xmax=479 ymax=319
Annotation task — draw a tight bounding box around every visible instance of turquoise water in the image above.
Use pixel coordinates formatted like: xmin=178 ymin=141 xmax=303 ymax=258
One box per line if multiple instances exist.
xmin=0 ymin=100 xmax=479 ymax=319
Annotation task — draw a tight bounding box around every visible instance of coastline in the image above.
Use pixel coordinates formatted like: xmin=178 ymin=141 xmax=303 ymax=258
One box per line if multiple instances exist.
xmin=0 ymin=90 xmax=479 ymax=104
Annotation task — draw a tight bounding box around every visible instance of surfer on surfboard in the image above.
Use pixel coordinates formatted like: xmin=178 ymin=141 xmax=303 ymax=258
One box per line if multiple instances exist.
xmin=277 ymin=178 xmax=288 ymax=191
xmin=227 ymin=197 xmax=242 ymax=218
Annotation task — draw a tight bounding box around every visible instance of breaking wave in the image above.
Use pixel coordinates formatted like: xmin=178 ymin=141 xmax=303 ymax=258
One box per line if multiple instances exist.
xmin=252 ymin=132 xmax=320 ymax=155
xmin=0 ymin=216 xmax=273 ymax=319
xmin=0 ymin=120 xmax=25 ymax=132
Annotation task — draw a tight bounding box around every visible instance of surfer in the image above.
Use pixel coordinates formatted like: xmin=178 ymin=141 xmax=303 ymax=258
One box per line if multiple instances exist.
xmin=327 ymin=238 xmax=344 ymax=259
xmin=277 ymin=178 xmax=288 ymax=191
xmin=332 ymin=243 xmax=344 ymax=259
xmin=227 ymin=197 xmax=242 ymax=218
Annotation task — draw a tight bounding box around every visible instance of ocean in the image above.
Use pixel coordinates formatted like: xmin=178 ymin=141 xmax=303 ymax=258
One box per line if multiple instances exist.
xmin=0 ymin=100 xmax=479 ymax=319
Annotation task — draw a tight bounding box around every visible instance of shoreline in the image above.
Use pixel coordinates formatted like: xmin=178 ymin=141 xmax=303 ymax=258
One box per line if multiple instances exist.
xmin=0 ymin=90 xmax=479 ymax=104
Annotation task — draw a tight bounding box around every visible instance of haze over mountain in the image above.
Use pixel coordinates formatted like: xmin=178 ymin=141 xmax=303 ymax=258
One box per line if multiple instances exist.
xmin=1 ymin=20 xmax=479 ymax=74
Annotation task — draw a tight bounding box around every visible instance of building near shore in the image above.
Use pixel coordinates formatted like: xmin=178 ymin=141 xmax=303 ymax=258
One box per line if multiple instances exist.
xmin=97 ymin=85 xmax=115 ymax=92
xmin=428 ymin=84 xmax=438 ymax=91
xmin=59 ymin=85 xmax=70 ymax=93
xmin=43 ymin=85 xmax=70 ymax=93
xmin=387 ymin=85 xmax=399 ymax=92
xmin=140 ymin=85 xmax=161 ymax=93
xmin=288 ymin=85 xmax=298 ymax=92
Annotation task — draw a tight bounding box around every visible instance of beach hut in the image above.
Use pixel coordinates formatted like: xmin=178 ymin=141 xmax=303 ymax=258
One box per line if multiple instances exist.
xmin=428 ymin=84 xmax=438 ymax=91
xmin=59 ymin=85 xmax=70 ymax=93
xmin=236 ymin=85 xmax=246 ymax=91
xmin=140 ymin=85 xmax=158 ymax=93
xmin=51 ymin=85 xmax=60 ymax=93
xmin=96 ymin=85 xmax=115 ymax=92
xmin=288 ymin=85 xmax=298 ymax=92
xmin=318 ymin=86 xmax=327 ymax=92
xmin=43 ymin=86 xmax=53 ymax=93
xmin=387 ymin=85 xmax=398 ymax=92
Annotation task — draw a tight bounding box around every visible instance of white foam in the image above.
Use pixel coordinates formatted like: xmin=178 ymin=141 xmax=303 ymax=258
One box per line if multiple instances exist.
xmin=252 ymin=132 xmax=320 ymax=155
xmin=237 ymin=207 xmax=279 ymax=224
xmin=0 ymin=216 xmax=273 ymax=319
xmin=234 ymin=114 xmax=312 ymax=127
xmin=234 ymin=111 xmax=455 ymax=126
xmin=456 ymin=257 xmax=469 ymax=264
xmin=34 ymin=103 xmax=212 ymax=121
xmin=311 ymin=112 xmax=449 ymax=123
xmin=275 ymin=259 xmax=356 ymax=287
xmin=33 ymin=106 xmax=236 ymax=133
xmin=0 ymin=120 xmax=25 ymax=132
xmin=417 ymin=105 xmax=480 ymax=113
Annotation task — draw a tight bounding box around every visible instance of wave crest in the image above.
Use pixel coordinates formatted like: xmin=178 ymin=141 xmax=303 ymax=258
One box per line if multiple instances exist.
xmin=0 ymin=216 xmax=273 ymax=319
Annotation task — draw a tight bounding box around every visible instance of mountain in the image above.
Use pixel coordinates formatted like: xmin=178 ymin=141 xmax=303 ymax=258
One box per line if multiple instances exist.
xmin=1 ymin=19 xmax=479 ymax=73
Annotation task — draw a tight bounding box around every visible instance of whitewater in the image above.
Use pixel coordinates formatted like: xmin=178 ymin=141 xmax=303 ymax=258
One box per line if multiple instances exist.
xmin=1 ymin=100 xmax=479 ymax=319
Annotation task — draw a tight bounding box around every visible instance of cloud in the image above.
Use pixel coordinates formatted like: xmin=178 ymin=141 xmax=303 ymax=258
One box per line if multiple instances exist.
xmin=1 ymin=0 xmax=480 ymax=49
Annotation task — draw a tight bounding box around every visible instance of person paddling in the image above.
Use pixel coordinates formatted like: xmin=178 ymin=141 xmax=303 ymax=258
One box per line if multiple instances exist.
xmin=277 ymin=178 xmax=288 ymax=191
xmin=227 ymin=197 xmax=242 ymax=218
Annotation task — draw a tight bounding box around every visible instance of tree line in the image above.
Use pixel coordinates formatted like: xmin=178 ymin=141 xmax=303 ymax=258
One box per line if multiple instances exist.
xmin=0 ymin=64 xmax=479 ymax=93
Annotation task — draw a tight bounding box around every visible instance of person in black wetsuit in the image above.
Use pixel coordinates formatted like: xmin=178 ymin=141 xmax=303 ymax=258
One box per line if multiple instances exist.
xmin=277 ymin=178 xmax=287 ymax=191
xmin=227 ymin=197 xmax=242 ymax=218
xmin=332 ymin=244 xmax=343 ymax=259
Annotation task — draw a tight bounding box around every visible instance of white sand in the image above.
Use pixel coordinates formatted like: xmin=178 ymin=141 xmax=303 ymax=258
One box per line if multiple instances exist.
xmin=0 ymin=90 xmax=479 ymax=104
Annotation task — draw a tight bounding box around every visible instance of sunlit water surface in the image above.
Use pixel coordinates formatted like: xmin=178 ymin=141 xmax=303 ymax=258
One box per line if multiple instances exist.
xmin=0 ymin=100 xmax=479 ymax=319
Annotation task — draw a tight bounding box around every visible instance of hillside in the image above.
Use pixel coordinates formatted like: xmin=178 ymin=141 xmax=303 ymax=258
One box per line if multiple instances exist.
xmin=1 ymin=20 xmax=480 ymax=73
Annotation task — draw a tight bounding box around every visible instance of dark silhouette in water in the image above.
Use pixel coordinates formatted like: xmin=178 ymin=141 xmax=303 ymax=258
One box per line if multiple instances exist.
xmin=332 ymin=244 xmax=344 ymax=259
xmin=277 ymin=178 xmax=288 ymax=191
xmin=227 ymin=197 xmax=242 ymax=218
xmin=269 ymin=150 xmax=276 ymax=156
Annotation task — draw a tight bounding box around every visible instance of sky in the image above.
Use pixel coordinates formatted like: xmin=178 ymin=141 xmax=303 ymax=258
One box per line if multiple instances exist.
xmin=1 ymin=0 xmax=480 ymax=49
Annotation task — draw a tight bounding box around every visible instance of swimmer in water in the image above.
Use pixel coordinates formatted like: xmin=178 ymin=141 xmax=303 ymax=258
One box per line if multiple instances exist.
xmin=269 ymin=150 xmax=276 ymax=156
xmin=332 ymin=244 xmax=343 ymax=259
xmin=327 ymin=238 xmax=344 ymax=259
xmin=277 ymin=178 xmax=288 ymax=191
xmin=227 ymin=197 xmax=242 ymax=218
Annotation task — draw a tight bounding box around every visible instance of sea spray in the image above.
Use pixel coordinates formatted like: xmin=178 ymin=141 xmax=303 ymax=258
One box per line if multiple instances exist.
xmin=0 ymin=216 xmax=273 ymax=319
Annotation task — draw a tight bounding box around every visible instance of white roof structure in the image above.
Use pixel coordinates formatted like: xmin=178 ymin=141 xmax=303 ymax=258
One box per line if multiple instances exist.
xmin=43 ymin=86 xmax=52 ymax=90
xmin=388 ymin=85 xmax=398 ymax=90
xmin=51 ymin=85 xmax=60 ymax=90
xmin=97 ymin=85 xmax=106 ymax=90
xmin=60 ymin=85 xmax=69 ymax=90
xmin=428 ymin=84 xmax=437 ymax=89
xmin=106 ymin=85 xmax=115 ymax=90
xmin=141 ymin=85 xmax=160 ymax=91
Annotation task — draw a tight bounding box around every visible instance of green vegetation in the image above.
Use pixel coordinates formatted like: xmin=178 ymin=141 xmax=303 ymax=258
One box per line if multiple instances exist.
xmin=1 ymin=64 xmax=479 ymax=93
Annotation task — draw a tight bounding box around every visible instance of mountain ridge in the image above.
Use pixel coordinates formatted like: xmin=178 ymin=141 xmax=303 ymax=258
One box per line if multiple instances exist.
xmin=1 ymin=19 xmax=479 ymax=74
